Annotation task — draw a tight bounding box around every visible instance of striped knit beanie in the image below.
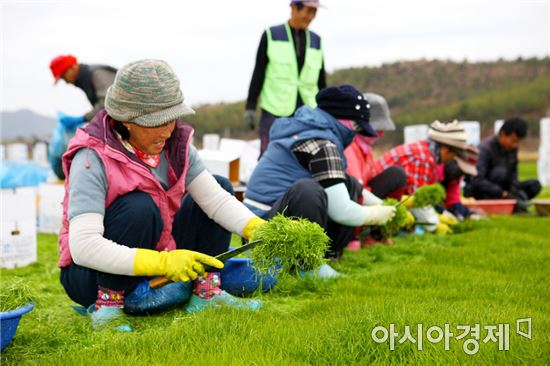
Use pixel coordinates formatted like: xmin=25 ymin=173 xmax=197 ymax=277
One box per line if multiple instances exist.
xmin=105 ymin=59 xmax=194 ymax=127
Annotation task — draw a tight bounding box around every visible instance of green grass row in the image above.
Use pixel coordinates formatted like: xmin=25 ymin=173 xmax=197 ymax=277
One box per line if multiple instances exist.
xmin=2 ymin=219 xmax=549 ymax=365
xmin=1 ymin=163 xmax=548 ymax=365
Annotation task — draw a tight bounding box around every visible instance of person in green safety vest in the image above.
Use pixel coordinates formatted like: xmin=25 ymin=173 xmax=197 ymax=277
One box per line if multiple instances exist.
xmin=244 ymin=0 xmax=326 ymax=155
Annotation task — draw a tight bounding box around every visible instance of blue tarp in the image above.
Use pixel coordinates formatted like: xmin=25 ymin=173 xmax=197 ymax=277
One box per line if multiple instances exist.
xmin=0 ymin=160 xmax=50 ymax=188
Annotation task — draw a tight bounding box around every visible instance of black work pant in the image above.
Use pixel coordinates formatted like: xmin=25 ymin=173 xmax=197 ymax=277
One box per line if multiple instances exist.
xmin=60 ymin=175 xmax=233 ymax=307
xmin=471 ymin=166 xmax=542 ymax=200
xmin=367 ymin=166 xmax=408 ymax=199
xmin=265 ymin=176 xmax=362 ymax=259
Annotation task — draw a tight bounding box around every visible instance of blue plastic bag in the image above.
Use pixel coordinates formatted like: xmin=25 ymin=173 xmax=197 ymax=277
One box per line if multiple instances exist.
xmin=0 ymin=161 xmax=49 ymax=188
xmin=48 ymin=120 xmax=84 ymax=179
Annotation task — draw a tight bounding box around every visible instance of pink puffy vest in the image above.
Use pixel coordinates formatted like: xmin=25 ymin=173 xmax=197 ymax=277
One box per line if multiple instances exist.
xmin=57 ymin=110 xmax=193 ymax=267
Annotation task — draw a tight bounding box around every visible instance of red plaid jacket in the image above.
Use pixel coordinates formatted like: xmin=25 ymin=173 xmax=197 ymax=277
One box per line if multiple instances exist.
xmin=375 ymin=141 xmax=439 ymax=194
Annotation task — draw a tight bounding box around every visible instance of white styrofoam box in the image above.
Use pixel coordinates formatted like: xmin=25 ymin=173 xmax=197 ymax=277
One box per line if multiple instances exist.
xmin=202 ymin=134 xmax=220 ymax=151
xmin=7 ymin=143 xmax=29 ymax=162
xmin=0 ymin=145 xmax=5 ymax=160
xmin=197 ymin=149 xmax=240 ymax=184
xmin=540 ymin=118 xmax=550 ymax=147
xmin=404 ymin=124 xmax=429 ymax=144
xmin=38 ymin=182 xmax=65 ymax=234
xmin=540 ymin=117 xmax=550 ymax=135
xmin=239 ymin=139 xmax=260 ymax=183
xmin=459 ymin=121 xmax=481 ymax=146
xmin=219 ymin=138 xmax=260 ymax=183
xmin=1 ymin=187 xmax=37 ymax=268
xmin=219 ymin=138 xmax=247 ymax=156
xmin=537 ymin=157 xmax=550 ymax=186
xmin=32 ymin=142 xmax=49 ymax=167
xmin=494 ymin=120 xmax=504 ymax=135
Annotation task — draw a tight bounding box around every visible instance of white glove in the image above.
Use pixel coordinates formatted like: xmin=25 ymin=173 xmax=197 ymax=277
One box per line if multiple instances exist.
xmin=361 ymin=189 xmax=383 ymax=206
xmin=363 ymin=205 xmax=396 ymax=225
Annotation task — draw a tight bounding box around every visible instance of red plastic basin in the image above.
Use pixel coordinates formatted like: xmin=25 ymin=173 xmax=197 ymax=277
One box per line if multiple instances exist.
xmin=463 ymin=199 xmax=516 ymax=215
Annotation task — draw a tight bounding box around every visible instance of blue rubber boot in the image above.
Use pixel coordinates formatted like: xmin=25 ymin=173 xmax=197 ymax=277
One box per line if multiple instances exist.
xmin=185 ymin=290 xmax=262 ymax=314
xmin=300 ymin=263 xmax=340 ymax=280
xmin=88 ymin=305 xmax=132 ymax=332
xmin=124 ymin=280 xmax=193 ymax=315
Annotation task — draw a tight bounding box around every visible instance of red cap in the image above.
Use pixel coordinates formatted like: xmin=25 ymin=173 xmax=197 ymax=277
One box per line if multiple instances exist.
xmin=50 ymin=55 xmax=77 ymax=83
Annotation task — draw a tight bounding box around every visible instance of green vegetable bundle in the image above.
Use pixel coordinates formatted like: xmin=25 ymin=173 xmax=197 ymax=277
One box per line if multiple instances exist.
xmin=377 ymin=198 xmax=409 ymax=237
xmin=250 ymin=214 xmax=330 ymax=276
xmin=413 ymin=183 xmax=446 ymax=207
xmin=0 ymin=278 xmax=33 ymax=312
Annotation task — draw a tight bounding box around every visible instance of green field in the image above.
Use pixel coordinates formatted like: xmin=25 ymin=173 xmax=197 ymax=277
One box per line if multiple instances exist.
xmin=1 ymin=163 xmax=549 ymax=365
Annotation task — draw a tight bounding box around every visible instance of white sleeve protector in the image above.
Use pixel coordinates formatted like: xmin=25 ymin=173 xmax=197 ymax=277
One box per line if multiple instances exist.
xmin=186 ymin=170 xmax=256 ymax=236
xmin=69 ymin=213 xmax=137 ymax=275
xmin=325 ymin=183 xmax=397 ymax=226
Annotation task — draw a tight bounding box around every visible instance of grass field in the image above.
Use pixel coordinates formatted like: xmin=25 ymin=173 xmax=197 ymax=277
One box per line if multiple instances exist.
xmin=1 ymin=163 xmax=549 ymax=365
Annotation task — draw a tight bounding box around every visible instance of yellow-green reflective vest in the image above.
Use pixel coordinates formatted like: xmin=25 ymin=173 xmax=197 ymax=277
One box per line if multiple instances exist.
xmin=260 ymin=23 xmax=323 ymax=117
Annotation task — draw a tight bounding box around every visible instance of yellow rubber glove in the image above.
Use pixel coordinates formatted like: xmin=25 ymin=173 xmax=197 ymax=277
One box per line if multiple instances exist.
xmin=242 ymin=216 xmax=266 ymax=240
xmin=403 ymin=210 xmax=415 ymax=228
xmin=133 ymin=249 xmax=224 ymax=282
xmin=438 ymin=212 xmax=458 ymax=226
xmin=435 ymin=222 xmax=453 ymax=235
xmin=401 ymin=195 xmax=415 ymax=209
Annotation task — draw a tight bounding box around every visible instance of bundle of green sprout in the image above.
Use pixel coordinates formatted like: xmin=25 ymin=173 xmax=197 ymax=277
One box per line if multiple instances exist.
xmin=413 ymin=183 xmax=446 ymax=207
xmin=250 ymin=214 xmax=330 ymax=276
xmin=376 ymin=198 xmax=409 ymax=237
xmin=0 ymin=278 xmax=33 ymax=312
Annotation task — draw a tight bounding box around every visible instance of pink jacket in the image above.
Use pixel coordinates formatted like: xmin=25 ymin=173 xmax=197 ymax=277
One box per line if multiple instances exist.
xmin=435 ymin=163 xmax=462 ymax=207
xmin=344 ymin=136 xmax=383 ymax=188
xmin=58 ymin=110 xmax=193 ymax=267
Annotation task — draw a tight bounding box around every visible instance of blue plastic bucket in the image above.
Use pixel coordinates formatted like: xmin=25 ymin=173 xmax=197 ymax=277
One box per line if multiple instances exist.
xmin=221 ymin=258 xmax=278 ymax=296
xmin=0 ymin=302 xmax=34 ymax=351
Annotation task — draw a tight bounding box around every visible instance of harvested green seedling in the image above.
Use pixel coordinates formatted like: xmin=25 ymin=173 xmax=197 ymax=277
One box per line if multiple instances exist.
xmin=250 ymin=214 xmax=330 ymax=276
xmin=413 ymin=183 xmax=446 ymax=207
xmin=377 ymin=198 xmax=409 ymax=237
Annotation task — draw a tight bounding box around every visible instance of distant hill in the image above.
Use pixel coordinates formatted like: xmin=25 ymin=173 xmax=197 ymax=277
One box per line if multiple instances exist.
xmin=185 ymin=57 xmax=550 ymax=146
xmin=1 ymin=109 xmax=57 ymax=142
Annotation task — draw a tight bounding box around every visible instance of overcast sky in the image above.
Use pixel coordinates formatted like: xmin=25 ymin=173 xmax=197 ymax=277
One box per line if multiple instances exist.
xmin=1 ymin=0 xmax=548 ymax=118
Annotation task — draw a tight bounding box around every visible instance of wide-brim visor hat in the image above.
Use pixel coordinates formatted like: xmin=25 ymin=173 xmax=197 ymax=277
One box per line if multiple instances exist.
xmin=363 ymin=93 xmax=395 ymax=131
xmin=105 ymin=59 xmax=195 ymax=127
xmin=290 ymin=0 xmax=324 ymax=8
xmin=429 ymin=120 xmax=478 ymax=175
xmin=316 ymin=85 xmax=377 ymax=137
xmin=428 ymin=120 xmax=468 ymax=150
xmin=454 ymin=145 xmax=478 ymax=176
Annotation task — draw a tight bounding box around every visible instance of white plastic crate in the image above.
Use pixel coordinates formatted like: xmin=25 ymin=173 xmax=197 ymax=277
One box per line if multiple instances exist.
xmin=1 ymin=187 xmax=37 ymax=269
xmin=197 ymin=149 xmax=240 ymax=184
xmin=538 ymin=154 xmax=550 ymax=187
xmin=219 ymin=138 xmax=260 ymax=183
xmin=540 ymin=118 xmax=550 ymax=150
xmin=6 ymin=143 xmax=29 ymax=162
xmin=202 ymin=134 xmax=220 ymax=151
xmin=404 ymin=124 xmax=429 ymax=144
xmin=38 ymin=182 xmax=65 ymax=234
xmin=459 ymin=121 xmax=481 ymax=146
xmin=32 ymin=142 xmax=49 ymax=167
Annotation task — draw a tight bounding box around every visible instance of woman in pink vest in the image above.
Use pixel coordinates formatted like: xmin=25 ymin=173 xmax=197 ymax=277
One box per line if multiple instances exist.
xmin=344 ymin=93 xmax=407 ymax=203
xmin=58 ymin=59 xmax=266 ymax=331
xmin=344 ymin=93 xmax=406 ymax=248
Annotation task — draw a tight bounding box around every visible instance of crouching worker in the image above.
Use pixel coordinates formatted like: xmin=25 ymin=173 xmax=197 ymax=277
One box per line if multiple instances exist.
xmin=58 ymin=60 xmax=266 ymax=331
xmin=375 ymin=120 xmax=478 ymax=232
xmin=244 ymin=85 xmax=396 ymax=274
